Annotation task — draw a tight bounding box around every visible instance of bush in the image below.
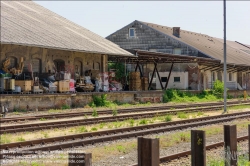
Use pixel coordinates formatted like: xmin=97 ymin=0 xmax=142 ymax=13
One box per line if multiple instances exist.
xmin=165 ymin=115 xmax=172 ymax=122
xmin=90 ymin=94 xmax=116 ymax=107
xmin=61 ymin=104 xmax=70 ymax=110
xmin=212 ymin=80 xmax=225 ymax=98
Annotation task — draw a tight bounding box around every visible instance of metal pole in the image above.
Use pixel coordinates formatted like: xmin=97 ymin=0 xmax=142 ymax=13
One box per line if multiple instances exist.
xmin=223 ymin=0 xmax=227 ymax=113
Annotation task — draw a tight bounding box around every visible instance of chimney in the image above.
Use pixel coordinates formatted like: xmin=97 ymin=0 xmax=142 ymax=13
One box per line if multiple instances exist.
xmin=173 ymin=27 xmax=180 ymax=37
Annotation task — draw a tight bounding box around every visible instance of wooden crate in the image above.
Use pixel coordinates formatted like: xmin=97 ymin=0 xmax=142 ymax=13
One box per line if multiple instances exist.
xmin=58 ymin=80 xmax=70 ymax=92
xmin=15 ymin=80 xmax=32 ymax=92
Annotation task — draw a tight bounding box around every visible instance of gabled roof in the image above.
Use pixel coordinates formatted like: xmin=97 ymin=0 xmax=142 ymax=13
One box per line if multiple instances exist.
xmin=0 ymin=1 xmax=133 ymax=57
xmin=137 ymin=20 xmax=250 ymax=66
xmin=214 ymin=39 xmax=250 ymax=55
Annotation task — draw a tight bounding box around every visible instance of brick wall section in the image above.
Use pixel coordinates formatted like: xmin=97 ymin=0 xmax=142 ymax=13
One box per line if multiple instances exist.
xmin=0 ymin=44 xmax=106 ymax=75
xmin=0 ymin=92 xmax=135 ymax=111
xmin=0 ymin=90 xmax=249 ymax=111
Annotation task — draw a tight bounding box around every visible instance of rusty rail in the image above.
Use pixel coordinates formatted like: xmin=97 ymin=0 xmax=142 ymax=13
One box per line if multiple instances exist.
xmin=1 ymin=111 xmax=250 ymax=153
xmin=1 ymin=103 xmax=250 ymax=134
xmin=1 ymin=100 xmax=249 ymax=123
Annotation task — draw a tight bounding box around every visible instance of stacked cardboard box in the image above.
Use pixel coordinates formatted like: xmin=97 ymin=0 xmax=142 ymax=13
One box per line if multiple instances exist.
xmin=141 ymin=77 xmax=149 ymax=91
xmin=57 ymin=80 xmax=70 ymax=92
xmin=129 ymin=72 xmax=141 ymax=91
xmin=15 ymin=80 xmax=32 ymax=92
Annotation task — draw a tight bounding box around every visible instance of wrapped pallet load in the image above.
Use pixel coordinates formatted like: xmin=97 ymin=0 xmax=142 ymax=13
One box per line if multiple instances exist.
xmin=141 ymin=77 xmax=149 ymax=91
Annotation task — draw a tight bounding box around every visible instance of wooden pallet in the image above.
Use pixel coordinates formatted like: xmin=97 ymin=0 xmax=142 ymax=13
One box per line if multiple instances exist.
xmin=21 ymin=91 xmax=31 ymax=94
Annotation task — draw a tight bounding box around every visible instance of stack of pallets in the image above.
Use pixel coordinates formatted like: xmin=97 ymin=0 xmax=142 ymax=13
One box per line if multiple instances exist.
xmin=141 ymin=77 xmax=149 ymax=91
xmin=129 ymin=72 xmax=141 ymax=91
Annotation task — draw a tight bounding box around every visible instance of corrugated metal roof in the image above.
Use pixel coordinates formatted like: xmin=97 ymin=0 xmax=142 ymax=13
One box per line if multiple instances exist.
xmin=138 ymin=20 xmax=250 ymax=66
xmin=0 ymin=1 xmax=133 ymax=57
xmin=214 ymin=38 xmax=250 ymax=55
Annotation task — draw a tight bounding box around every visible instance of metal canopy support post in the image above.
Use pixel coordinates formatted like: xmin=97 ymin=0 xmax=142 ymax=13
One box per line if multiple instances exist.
xmin=148 ymin=63 xmax=157 ymax=90
xmin=165 ymin=63 xmax=174 ymax=90
xmin=155 ymin=63 xmax=163 ymax=90
xmin=135 ymin=61 xmax=139 ymax=72
xmin=223 ymin=0 xmax=227 ymax=113
xmin=138 ymin=63 xmax=143 ymax=78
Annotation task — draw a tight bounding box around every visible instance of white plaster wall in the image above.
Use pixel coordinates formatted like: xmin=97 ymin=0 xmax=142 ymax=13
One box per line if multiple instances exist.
xmin=204 ymin=70 xmax=237 ymax=89
xmin=155 ymin=72 xmax=188 ymax=90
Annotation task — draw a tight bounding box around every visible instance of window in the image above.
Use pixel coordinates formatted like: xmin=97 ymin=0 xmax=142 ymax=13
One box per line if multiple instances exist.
xmin=161 ymin=77 xmax=168 ymax=82
xmin=129 ymin=28 xmax=135 ymax=37
xmin=229 ymin=73 xmax=233 ymax=81
xmin=174 ymin=77 xmax=180 ymax=82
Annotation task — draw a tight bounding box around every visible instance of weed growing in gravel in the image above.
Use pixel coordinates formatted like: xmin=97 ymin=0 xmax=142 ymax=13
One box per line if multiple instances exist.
xmin=16 ymin=137 xmax=26 ymax=142
xmin=77 ymin=126 xmax=88 ymax=133
xmin=197 ymin=111 xmax=204 ymax=116
xmin=0 ymin=134 xmax=11 ymax=144
xmin=139 ymin=119 xmax=148 ymax=125
xmin=92 ymin=108 xmax=98 ymax=117
xmin=116 ymin=145 xmax=127 ymax=153
xmin=41 ymin=132 xmax=49 ymax=138
xmin=91 ymin=127 xmax=98 ymax=131
xmin=129 ymin=119 xmax=135 ymax=127
xmin=99 ymin=123 xmax=105 ymax=129
xmin=113 ymin=121 xmax=123 ymax=128
xmin=48 ymin=109 xmax=60 ymax=113
xmin=177 ymin=112 xmax=188 ymax=119
xmin=40 ymin=118 xmax=46 ymax=121
xmin=112 ymin=107 xmax=118 ymax=116
xmin=165 ymin=115 xmax=172 ymax=122
xmin=179 ymin=133 xmax=190 ymax=141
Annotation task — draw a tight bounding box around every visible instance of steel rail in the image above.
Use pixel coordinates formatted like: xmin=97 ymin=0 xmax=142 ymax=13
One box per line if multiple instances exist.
xmin=1 ymin=103 xmax=250 ymax=134
xmin=1 ymin=111 xmax=250 ymax=153
xmin=1 ymin=100 xmax=249 ymax=123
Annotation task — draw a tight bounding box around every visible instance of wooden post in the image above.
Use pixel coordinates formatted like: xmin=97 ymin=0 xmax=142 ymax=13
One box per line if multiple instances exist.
xmin=224 ymin=125 xmax=237 ymax=166
xmin=165 ymin=63 xmax=174 ymax=90
xmin=68 ymin=153 xmax=92 ymax=166
xmin=191 ymin=130 xmax=206 ymax=166
xmin=138 ymin=137 xmax=159 ymax=166
xmin=248 ymin=124 xmax=250 ymax=161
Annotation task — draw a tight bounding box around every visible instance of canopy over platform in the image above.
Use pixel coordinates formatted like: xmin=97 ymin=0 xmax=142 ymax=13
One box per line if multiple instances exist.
xmin=109 ymin=49 xmax=220 ymax=66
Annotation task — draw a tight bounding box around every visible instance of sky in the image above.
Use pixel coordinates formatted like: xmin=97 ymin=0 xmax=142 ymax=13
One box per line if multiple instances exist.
xmin=35 ymin=1 xmax=250 ymax=44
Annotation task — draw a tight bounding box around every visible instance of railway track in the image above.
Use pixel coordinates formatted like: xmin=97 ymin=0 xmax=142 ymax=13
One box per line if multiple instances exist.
xmin=1 ymin=100 xmax=249 ymax=123
xmin=1 ymin=111 xmax=250 ymax=155
xmin=1 ymin=103 xmax=250 ymax=134
xmin=131 ymin=135 xmax=249 ymax=166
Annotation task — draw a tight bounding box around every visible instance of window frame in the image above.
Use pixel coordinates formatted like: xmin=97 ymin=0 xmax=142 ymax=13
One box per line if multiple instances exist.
xmin=174 ymin=77 xmax=181 ymax=82
xmin=129 ymin=28 xmax=135 ymax=38
xmin=161 ymin=77 xmax=168 ymax=82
